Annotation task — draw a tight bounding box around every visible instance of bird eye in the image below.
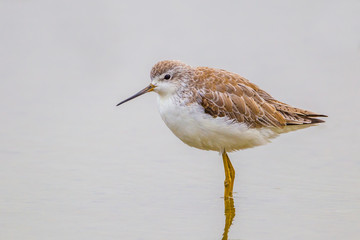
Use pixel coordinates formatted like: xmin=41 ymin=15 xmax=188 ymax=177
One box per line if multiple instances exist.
xmin=164 ymin=74 xmax=171 ymax=80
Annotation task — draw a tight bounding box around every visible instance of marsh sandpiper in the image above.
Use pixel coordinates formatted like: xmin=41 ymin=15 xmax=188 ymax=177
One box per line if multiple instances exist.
xmin=117 ymin=60 xmax=327 ymax=198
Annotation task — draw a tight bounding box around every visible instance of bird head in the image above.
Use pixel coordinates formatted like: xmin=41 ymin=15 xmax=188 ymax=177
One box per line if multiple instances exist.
xmin=117 ymin=60 xmax=193 ymax=106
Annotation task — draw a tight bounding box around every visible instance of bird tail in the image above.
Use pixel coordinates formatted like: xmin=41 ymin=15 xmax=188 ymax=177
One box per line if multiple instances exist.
xmin=269 ymin=100 xmax=327 ymax=125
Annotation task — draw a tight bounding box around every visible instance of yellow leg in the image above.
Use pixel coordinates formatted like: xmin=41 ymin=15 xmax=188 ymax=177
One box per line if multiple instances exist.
xmin=222 ymin=151 xmax=235 ymax=198
xmin=227 ymin=153 xmax=235 ymax=194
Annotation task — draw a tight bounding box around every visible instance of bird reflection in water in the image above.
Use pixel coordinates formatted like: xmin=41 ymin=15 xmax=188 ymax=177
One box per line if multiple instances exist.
xmin=222 ymin=197 xmax=235 ymax=240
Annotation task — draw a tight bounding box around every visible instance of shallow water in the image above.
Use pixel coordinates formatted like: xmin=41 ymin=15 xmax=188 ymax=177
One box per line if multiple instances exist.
xmin=1 ymin=1 xmax=360 ymax=240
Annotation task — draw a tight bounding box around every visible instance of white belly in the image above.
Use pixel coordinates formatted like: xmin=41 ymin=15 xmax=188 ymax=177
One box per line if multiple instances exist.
xmin=157 ymin=96 xmax=279 ymax=152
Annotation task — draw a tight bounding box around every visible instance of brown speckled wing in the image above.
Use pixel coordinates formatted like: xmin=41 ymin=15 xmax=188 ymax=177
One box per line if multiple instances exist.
xmin=193 ymin=67 xmax=326 ymax=128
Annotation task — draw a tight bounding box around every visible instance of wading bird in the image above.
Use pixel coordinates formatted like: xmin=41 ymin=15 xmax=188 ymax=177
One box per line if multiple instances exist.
xmin=117 ymin=60 xmax=326 ymax=198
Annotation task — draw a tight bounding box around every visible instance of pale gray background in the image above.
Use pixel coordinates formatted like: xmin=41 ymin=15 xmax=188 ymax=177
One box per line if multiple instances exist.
xmin=1 ymin=1 xmax=359 ymax=240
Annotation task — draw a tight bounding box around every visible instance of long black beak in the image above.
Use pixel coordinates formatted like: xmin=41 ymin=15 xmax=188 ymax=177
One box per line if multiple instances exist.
xmin=116 ymin=84 xmax=156 ymax=106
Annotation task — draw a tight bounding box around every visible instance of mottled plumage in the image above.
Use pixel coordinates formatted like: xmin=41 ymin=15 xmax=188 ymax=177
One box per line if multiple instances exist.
xmin=150 ymin=60 xmax=326 ymax=130
xmin=193 ymin=67 xmax=326 ymax=128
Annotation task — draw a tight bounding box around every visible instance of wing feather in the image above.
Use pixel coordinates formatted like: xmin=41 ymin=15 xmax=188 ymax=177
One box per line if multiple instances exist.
xmin=194 ymin=67 xmax=326 ymax=128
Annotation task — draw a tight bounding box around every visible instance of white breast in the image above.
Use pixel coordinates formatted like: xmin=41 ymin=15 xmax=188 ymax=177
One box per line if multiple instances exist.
xmin=157 ymin=95 xmax=279 ymax=152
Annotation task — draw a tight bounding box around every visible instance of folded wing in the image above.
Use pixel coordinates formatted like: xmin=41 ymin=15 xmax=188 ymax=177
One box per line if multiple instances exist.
xmin=194 ymin=67 xmax=327 ymax=128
